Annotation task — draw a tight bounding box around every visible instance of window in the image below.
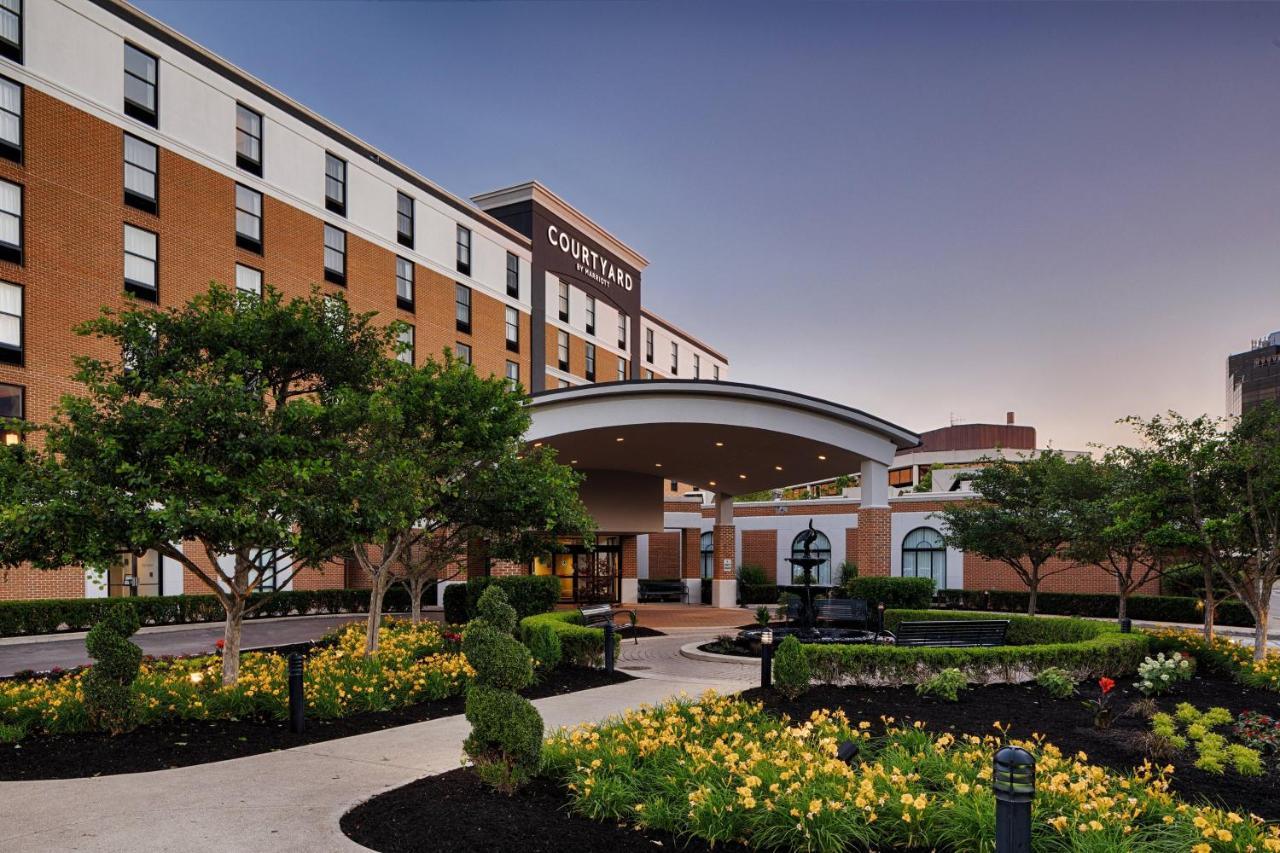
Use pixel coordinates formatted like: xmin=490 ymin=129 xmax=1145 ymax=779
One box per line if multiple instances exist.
xmin=324 ymin=153 xmax=346 ymax=215
xmin=123 ymin=133 xmax=157 ymax=213
xmin=397 ymin=325 xmax=414 ymax=365
xmin=585 ymin=343 xmax=596 ymax=381
xmin=670 ymin=341 xmax=679 ymax=375
xmin=234 ymin=263 xmax=261 ymax=296
xmin=888 ymin=467 xmax=914 ymax=488
xmin=0 ymin=280 xmax=19 ymax=365
xmin=505 ymin=359 xmax=520 ymax=390
xmin=558 ymin=379 xmax=570 ymax=389
xmin=396 ymin=257 xmax=414 ymax=311
xmin=0 ymin=0 xmax=21 ymax=63
xmin=455 ymin=283 xmax=471 ymax=333
xmin=693 ymin=353 xmax=701 ymax=379
xmin=645 ymin=369 xmax=653 ymax=380
xmin=227 ymin=102 xmax=263 ymax=176
xmin=455 ymin=225 xmax=471 ymax=275
xmin=505 ymin=252 xmax=519 ymax=298
xmin=234 ymin=184 xmax=262 ymax=252
xmin=396 ymin=192 xmax=413 ymax=248
xmin=700 ymin=531 xmax=714 ymax=581
xmin=645 ymin=327 xmax=654 ymax=363
xmin=0 ymin=178 xmax=19 ymax=264
xmin=123 ymin=43 xmax=158 ymax=127
xmin=670 ymin=480 xmax=679 ymax=493
xmin=902 ymin=527 xmax=946 ymax=587
xmin=123 ymin=224 xmax=158 ymax=301
xmin=585 ymin=296 xmax=596 ymax=336
xmin=0 ymin=382 xmax=21 ymax=445
xmin=713 ymin=364 xmax=720 ymax=381
xmin=557 ymin=330 xmax=569 ymax=371
xmin=790 ymin=529 xmax=833 ymax=586
xmin=557 ymin=281 xmax=569 ymax=322
xmin=323 ymin=224 xmax=345 ymax=285
xmin=455 ymin=341 xmax=471 ymax=365
xmin=0 ymin=76 xmax=20 ymax=163
xmin=617 ymin=312 xmax=627 ymax=349
xmin=504 ymin=305 xmax=519 ymax=352
xmin=617 ymin=359 xmax=627 ymax=382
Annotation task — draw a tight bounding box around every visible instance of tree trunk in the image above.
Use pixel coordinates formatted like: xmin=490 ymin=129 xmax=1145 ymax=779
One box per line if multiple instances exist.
xmin=1117 ymin=575 xmax=1128 ymax=626
xmin=1254 ymin=599 xmax=1271 ymax=662
xmin=365 ymin=573 xmax=387 ymax=656
xmin=221 ymin=598 xmax=245 ymax=686
xmin=1027 ymin=581 xmax=1039 ymax=617
xmin=1202 ymin=564 xmax=1216 ymax=641
xmin=410 ymin=578 xmax=425 ymax=624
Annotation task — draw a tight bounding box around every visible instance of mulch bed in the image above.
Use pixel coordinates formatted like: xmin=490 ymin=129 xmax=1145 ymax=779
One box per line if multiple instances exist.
xmin=743 ymin=673 xmax=1280 ymax=820
xmin=342 ymin=766 xmax=752 ymax=853
xmin=0 ymin=666 xmax=631 ymax=781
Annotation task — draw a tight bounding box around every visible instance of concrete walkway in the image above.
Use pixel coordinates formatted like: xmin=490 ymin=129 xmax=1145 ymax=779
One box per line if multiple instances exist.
xmin=0 ymin=631 xmax=747 ymax=853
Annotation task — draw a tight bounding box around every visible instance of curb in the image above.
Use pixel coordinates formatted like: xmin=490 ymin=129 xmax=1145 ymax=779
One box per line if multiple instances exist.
xmin=678 ymin=640 xmax=755 ymax=665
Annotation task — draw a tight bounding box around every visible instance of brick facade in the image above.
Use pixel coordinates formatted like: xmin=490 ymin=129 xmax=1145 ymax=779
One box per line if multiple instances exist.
xmin=645 ymin=531 xmax=681 ymax=579
xmin=739 ymin=529 xmax=777 ymax=573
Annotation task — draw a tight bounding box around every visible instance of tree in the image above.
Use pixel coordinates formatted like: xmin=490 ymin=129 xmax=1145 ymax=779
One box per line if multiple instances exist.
xmin=343 ymin=354 xmax=592 ymax=653
xmin=0 ymin=284 xmax=392 ymax=684
xmin=937 ymin=450 xmax=1095 ymax=615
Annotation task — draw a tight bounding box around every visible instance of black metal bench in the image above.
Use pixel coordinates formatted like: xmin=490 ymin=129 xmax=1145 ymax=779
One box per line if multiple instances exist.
xmin=891 ymin=619 xmax=1009 ymax=648
xmin=578 ymin=603 xmax=639 ymax=645
xmin=815 ymin=598 xmax=869 ymax=628
xmin=637 ymin=579 xmax=687 ymax=603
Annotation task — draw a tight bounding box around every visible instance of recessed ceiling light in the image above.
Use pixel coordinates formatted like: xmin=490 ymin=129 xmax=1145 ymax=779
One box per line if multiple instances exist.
xmin=616 ymin=437 xmax=625 ymax=442
xmin=532 ymin=442 xmax=543 ymax=448
xmin=570 ymin=459 xmax=578 ymax=465
xmin=654 ymin=463 xmax=663 ymax=468
xmin=709 ymin=480 xmax=717 ymax=486
xmin=817 ymin=454 xmax=827 ymax=460
xmin=775 ymin=465 xmax=783 ymax=471
xmin=738 ymin=473 xmax=747 ymax=479
xmin=715 ymin=441 xmax=724 ymax=447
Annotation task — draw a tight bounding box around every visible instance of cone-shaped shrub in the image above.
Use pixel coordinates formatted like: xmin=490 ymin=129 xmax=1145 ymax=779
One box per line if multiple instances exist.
xmin=82 ymin=602 xmax=143 ymax=734
xmin=773 ymin=635 xmax=811 ymax=699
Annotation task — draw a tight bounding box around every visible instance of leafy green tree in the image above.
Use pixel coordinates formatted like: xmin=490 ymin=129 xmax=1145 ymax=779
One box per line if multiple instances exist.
xmin=937 ymin=450 xmax=1096 ymax=615
xmin=0 ymin=284 xmax=392 ymax=684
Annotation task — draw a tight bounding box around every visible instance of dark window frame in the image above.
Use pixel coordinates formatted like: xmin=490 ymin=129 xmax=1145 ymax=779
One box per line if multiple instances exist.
xmin=123 ymin=132 xmax=158 ymax=214
xmin=324 ymin=152 xmax=346 ymax=216
xmin=234 ymin=183 xmax=263 ymax=253
xmin=454 ymin=282 xmax=471 ymax=334
xmin=557 ymin=330 xmax=569 ymax=372
xmin=455 ymin=224 xmax=471 ymax=275
xmin=0 ymin=279 xmax=22 ymax=366
xmin=0 ymin=0 xmax=22 ymax=65
xmin=617 ymin=312 xmax=627 ymax=350
xmin=585 ymin=295 xmax=596 ymax=336
xmin=505 ymin=359 xmax=520 ymax=388
xmin=790 ymin=529 xmax=833 ymax=585
xmin=395 ymin=256 xmax=414 ymax=312
xmin=585 ymin=342 xmax=596 ymax=382
xmin=0 ymin=176 xmax=21 ymax=266
xmin=901 ymin=527 xmax=947 ymax=586
xmin=0 ymin=74 xmax=21 ymax=164
xmin=235 ymin=262 xmax=262 ymax=297
xmin=505 ymin=251 xmax=519 ymax=298
xmin=670 ymin=341 xmax=679 ymax=375
xmin=323 ymin=223 xmax=346 ymax=286
xmin=504 ymin=305 xmax=519 ymax=353
xmin=123 ymin=42 xmax=159 ymax=128
xmin=235 ymin=102 xmax=263 ymax=176
xmin=557 ymin=281 xmax=569 ymax=322
xmin=645 ymin=327 xmax=654 ymax=363
xmin=396 ymin=192 xmax=414 ymax=248
xmin=455 ymin=341 xmax=472 ymax=366
xmin=123 ymin=223 xmax=159 ymax=302
xmin=397 ymin=324 xmax=415 ymax=365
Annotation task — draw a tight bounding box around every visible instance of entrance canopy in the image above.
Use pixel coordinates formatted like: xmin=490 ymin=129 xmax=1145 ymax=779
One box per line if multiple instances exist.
xmin=526 ymin=381 xmax=920 ymax=499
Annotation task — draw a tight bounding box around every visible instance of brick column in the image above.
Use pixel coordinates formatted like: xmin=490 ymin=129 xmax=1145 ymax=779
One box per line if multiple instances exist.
xmin=857 ymin=458 xmax=892 ymax=577
xmin=620 ymin=535 xmax=639 ymax=604
xmin=711 ymin=494 xmax=737 ymax=608
xmin=682 ymin=527 xmax=702 ymax=604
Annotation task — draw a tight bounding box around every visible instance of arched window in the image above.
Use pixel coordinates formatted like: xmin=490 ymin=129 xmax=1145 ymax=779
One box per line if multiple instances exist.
xmin=700 ymin=531 xmax=714 ymax=580
xmin=790 ymin=529 xmax=833 ymax=586
xmin=902 ymin=527 xmax=946 ymax=588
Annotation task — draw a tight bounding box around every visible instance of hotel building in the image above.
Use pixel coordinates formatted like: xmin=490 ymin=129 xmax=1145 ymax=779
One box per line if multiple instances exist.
xmin=1226 ymin=331 xmax=1280 ymax=417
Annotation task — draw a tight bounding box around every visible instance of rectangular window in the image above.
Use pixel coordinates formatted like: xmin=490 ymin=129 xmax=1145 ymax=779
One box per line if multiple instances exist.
xmin=235 ymin=103 xmax=262 ymax=175
xmin=505 ymin=305 xmax=519 ymax=352
xmin=235 ymin=184 xmax=263 ymax=252
xmin=888 ymin=468 xmax=914 ymax=488
xmin=557 ymin=330 xmax=569 ymax=371
xmin=713 ymin=364 xmax=720 ymax=381
xmin=505 ymin=252 xmax=519 ymax=298
xmin=396 ymin=256 xmax=414 ymax=311
xmin=455 ymin=341 xmax=472 ymax=365
xmin=0 ymin=76 xmax=20 ymax=163
xmin=397 ymin=325 xmax=414 ymax=365
xmin=124 ymin=224 xmax=158 ymax=301
xmin=505 ymin=359 xmax=520 ymax=390
xmin=670 ymin=341 xmax=679 ymax=375
xmin=559 ymin=379 xmax=570 ymax=389
xmin=617 ymin=312 xmax=627 ymax=349
xmin=617 ymin=359 xmax=627 ymax=382
xmin=324 ymin=153 xmax=346 ymax=215
xmin=235 ymin=263 xmax=262 ymax=296
xmin=0 ymin=280 xmax=20 ymax=365
xmin=323 ymin=224 xmax=346 ymax=285
xmin=585 ymin=342 xmax=596 ymax=381
xmin=0 ymin=178 xmax=20 ymax=265
xmin=396 ymin=192 xmax=414 ymax=248
xmin=645 ymin=327 xmax=654 ymax=363
xmin=123 ymin=133 xmax=157 ymax=213
xmin=0 ymin=0 xmax=21 ymax=64
xmin=585 ymin=296 xmax=596 ymax=336
xmin=455 ymin=283 xmax=471 ymax=333
xmin=557 ymin=281 xmax=569 ymax=322
xmin=456 ymin=225 xmax=471 ymax=275
xmin=0 ymin=382 xmax=22 ymax=445
xmin=693 ymin=353 xmax=700 ymax=379
xmin=123 ymin=43 xmax=158 ymax=127
xmin=645 ymin=369 xmax=653 ymax=380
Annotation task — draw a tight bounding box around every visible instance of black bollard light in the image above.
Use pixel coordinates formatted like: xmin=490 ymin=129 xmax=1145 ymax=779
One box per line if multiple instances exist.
xmin=993 ymin=745 xmax=1035 ymax=853
xmin=1120 ymin=618 xmax=1132 ymax=634
xmin=877 ymin=602 xmax=886 ymax=634
xmin=288 ymin=652 xmax=306 ymax=734
xmin=603 ymin=621 xmax=615 ymax=674
xmin=759 ymin=628 xmax=774 ymax=689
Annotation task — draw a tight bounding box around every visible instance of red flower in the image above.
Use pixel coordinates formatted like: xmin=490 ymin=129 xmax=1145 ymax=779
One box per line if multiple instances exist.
xmin=214 ymin=639 xmax=225 ymax=651
xmin=1099 ymin=677 xmax=1115 ymax=694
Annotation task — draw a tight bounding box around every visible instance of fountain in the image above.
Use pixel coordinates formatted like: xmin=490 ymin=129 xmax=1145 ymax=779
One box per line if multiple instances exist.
xmin=787 ymin=519 xmax=826 ymax=639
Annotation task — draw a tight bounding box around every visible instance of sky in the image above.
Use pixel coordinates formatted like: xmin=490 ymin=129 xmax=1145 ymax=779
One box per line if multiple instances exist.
xmin=136 ymin=0 xmax=1280 ymax=451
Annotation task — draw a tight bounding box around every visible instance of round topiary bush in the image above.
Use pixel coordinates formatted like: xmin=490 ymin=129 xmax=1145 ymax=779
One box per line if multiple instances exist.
xmin=462 ymin=622 xmax=534 ymax=692
xmin=82 ymin=602 xmax=143 ymax=734
xmin=475 ymin=585 xmax=519 ymax=635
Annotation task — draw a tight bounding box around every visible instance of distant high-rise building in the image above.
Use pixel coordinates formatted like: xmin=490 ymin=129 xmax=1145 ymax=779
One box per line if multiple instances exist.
xmin=1227 ymin=331 xmax=1280 ymax=416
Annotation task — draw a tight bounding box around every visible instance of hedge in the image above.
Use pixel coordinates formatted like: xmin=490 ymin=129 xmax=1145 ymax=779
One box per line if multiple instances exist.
xmin=840 ymin=576 xmax=934 ymax=611
xmin=801 ymin=609 xmax=1149 ymax=687
xmin=0 ymin=588 xmax=430 ymax=638
xmin=934 ymin=589 xmax=1254 ymax=627
xmin=444 ymin=576 xmax=560 ymax=625
xmin=518 ymin=610 xmax=620 ymax=668
xmin=739 ymin=583 xmax=780 ymax=605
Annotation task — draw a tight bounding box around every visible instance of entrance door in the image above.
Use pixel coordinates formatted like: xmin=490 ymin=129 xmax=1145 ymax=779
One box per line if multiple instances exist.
xmin=573 ymin=541 xmax=621 ymax=604
xmin=699 ymin=531 xmax=713 ymax=605
xmin=108 ymin=550 xmax=163 ymax=597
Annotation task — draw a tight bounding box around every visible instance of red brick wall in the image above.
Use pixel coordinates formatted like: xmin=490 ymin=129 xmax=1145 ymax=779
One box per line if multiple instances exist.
xmin=855 ymin=508 xmax=891 ymax=577
xmin=713 ymin=524 xmax=736 ymax=579
xmin=682 ymin=527 xmax=701 ymax=579
xmin=621 ymin=535 xmax=638 ymax=580
xmin=740 ymin=530 xmax=777 ymax=573
xmin=960 ymin=555 xmax=1159 ymax=596
xmin=646 ymin=531 xmax=681 ymax=579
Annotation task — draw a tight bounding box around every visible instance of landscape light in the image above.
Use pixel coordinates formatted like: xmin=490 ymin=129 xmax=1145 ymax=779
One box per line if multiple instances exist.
xmin=837 ymin=740 xmax=860 ymax=765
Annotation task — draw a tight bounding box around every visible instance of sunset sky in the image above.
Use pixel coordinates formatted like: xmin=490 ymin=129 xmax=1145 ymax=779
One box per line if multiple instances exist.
xmin=137 ymin=0 xmax=1280 ymax=450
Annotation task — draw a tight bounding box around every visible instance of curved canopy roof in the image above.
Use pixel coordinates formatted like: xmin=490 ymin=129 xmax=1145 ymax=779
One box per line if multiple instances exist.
xmin=525 ymin=380 xmax=920 ymax=498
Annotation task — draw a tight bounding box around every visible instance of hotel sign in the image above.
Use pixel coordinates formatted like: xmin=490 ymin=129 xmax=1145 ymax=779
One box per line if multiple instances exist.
xmin=547 ymin=224 xmax=634 ymax=292
xmin=533 ymin=205 xmax=642 ymax=317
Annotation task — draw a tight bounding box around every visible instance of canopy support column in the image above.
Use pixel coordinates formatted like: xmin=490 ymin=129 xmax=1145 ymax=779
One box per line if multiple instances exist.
xmin=711 ymin=493 xmax=737 ymax=608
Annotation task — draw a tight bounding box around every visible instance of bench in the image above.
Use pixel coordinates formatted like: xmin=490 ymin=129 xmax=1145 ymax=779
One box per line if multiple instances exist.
xmin=578 ymin=603 xmax=639 ymax=645
xmin=814 ymin=598 xmax=869 ymax=628
xmin=891 ymin=619 xmax=1009 ymax=648
xmin=637 ymin=579 xmax=688 ymax=603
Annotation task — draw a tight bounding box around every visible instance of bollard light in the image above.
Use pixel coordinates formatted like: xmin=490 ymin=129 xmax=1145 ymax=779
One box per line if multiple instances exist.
xmin=603 ymin=621 xmax=616 ymax=674
xmin=993 ymin=745 xmax=1035 ymax=853
xmin=760 ymin=629 xmax=774 ymax=646
xmin=837 ymin=740 xmax=860 ymax=765
xmin=1120 ymin=618 xmax=1132 ymax=634
xmin=877 ymin=602 xmax=886 ymax=633
xmin=759 ymin=629 xmax=774 ymax=691
xmin=287 ymin=652 xmax=306 ymax=734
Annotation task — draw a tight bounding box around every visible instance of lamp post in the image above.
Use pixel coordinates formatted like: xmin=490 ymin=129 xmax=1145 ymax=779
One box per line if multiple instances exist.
xmin=877 ymin=602 xmax=886 ymax=634
xmin=287 ymin=652 xmax=306 ymax=734
xmin=993 ymin=745 xmax=1035 ymax=853
xmin=759 ymin=628 xmax=773 ymax=690
xmin=603 ymin=621 xmax=615 ymax=674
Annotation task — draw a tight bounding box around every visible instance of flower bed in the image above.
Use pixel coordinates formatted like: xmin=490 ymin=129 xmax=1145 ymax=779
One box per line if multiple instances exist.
xmin=1146 ymin=628 xmax=1280 ymax=692
xmin=543 ymin=693 xmax=1280 ymax=853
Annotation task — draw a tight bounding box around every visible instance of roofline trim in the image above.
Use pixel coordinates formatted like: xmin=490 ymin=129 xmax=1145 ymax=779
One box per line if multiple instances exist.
xmin=641 ymin=309 xmax=728 ymax=362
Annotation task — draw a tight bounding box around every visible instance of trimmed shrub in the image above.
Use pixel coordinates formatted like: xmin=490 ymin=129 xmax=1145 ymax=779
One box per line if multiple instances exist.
xmin=445 ymin=576 xmax=559 ymax=625
xmin=475 ymin=586 xmax=518 ymax=635
xmin=772 ymin=636 xmax=811 ymax=699
xmin=523 ymin=621 xmax=563 ymax=673
xmin=738 ymin=564 xmax=768 ymax=586
xmin=841 ymin=576 xmax=934 ymax=612
xmin=739 ymin=583 xmax=780 ymax=605
xmin=916 ymin=667 xmax=967 ymax=701
xmin=934 ymin=589 xmax=1255 ymax=627
xmin=462 ymin=623 xmax=534 ymax=691
xmin=519 ymin=611 xmax=619 ymax=667
xmin=82 ymin=603 xmax=143 ymax=734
